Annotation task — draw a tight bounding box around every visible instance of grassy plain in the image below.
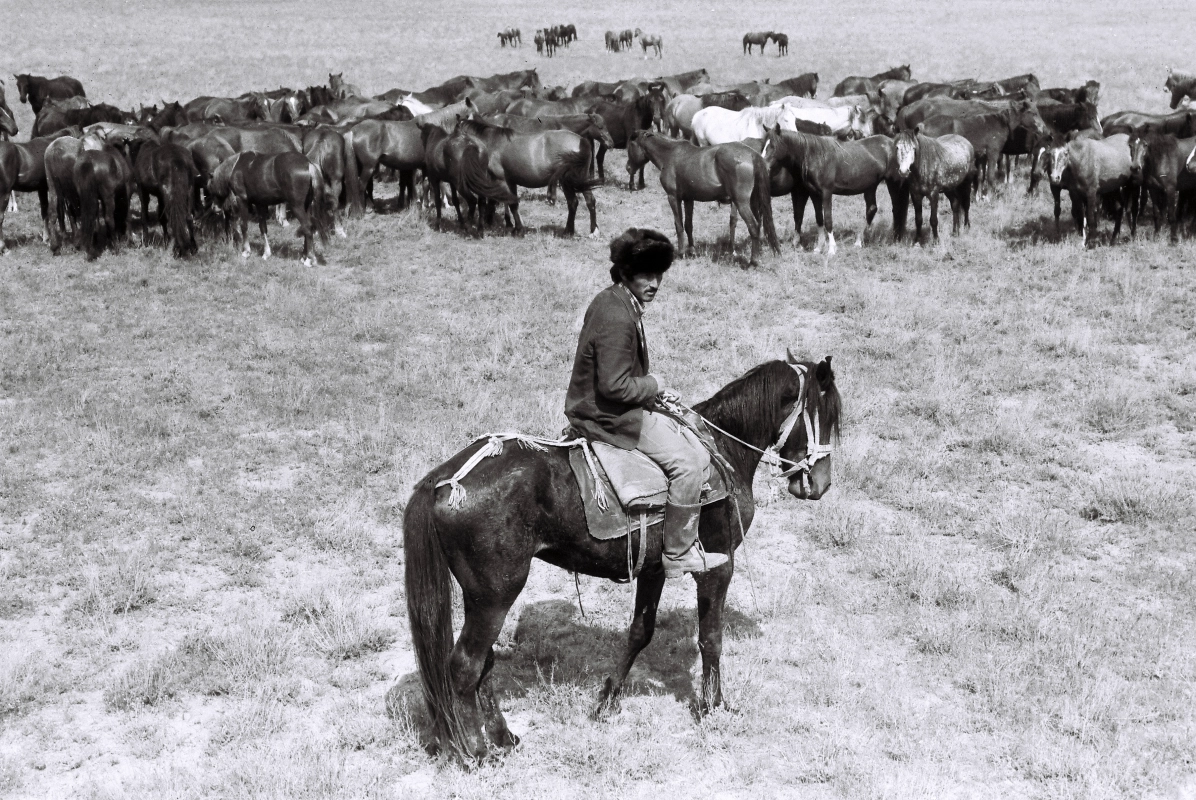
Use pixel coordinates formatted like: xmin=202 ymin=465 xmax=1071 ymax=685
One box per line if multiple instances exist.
xmin=2 ymin=0 xmax=1196 ymax=797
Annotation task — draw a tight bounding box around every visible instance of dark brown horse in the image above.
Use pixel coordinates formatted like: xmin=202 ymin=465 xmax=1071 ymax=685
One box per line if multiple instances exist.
xmin=15 ymin=74 xmax=86 ymax=115
xmin=627 ymin=130 xmax=779 ymax=265
xmin=0 ymin=132 xmax=74 ymax=250
xmin=1101 ymin=110 xmax=1196 ymax=138
xmin=208 ymin=152 xmax=330 ymax=264
xmin=742 ymin=31 xmax=772 ymax=55
xmin=458 ymin=119 xmax=599 ymax=236
xmin=129 ymin=135 xmax=199 ymax=256
xmin=834 ymin=66 xmax=912 ymax=99
xmin=405 ymin=355 xmax=839 ymax=760
xmin=75 ymin=144 xmax=135 ymax=260
xmin=33 ymin=101 xmax=131 ymax=137
xmin=1128 ymin=130 xmax=1196 ymax=243
xmin=1041 ymin=81 xmax=1100 ymax=106
xmin=346 ymin=119 xmax=425 ymax=210
xmin=763 ymin=126 xmax=903 ymax=253
xmin=45 ymin=133 xmax=106 ymax=252
xmin=1164 ymin=68 xmax=1196 ymax=109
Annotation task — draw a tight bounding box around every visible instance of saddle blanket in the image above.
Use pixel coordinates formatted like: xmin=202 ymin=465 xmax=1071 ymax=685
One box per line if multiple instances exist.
xmin=568 ymin=439 xmax=731 ymax=542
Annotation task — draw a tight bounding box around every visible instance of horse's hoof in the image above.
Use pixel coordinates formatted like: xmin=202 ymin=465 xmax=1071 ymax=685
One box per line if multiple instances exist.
xmin=587 ymin=229 xmax=600 ymax=240
xmin=301 ymin=257 xmax=312 ymax=267
xmin=241 ymin=252 xmax=249 ymax=259
xmin=335 ymin=226 xmax=347 ymax=239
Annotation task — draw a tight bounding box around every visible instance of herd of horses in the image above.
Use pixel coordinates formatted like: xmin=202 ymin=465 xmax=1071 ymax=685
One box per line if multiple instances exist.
xmin=602 ymin=29 xmax=664 ymax=58
xmin=2 ymin=62 xmax=1196 ymax=265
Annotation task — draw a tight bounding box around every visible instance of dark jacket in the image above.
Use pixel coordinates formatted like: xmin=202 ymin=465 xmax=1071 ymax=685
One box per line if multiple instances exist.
xmin=565 ymin=284 xmax=660 ymax=449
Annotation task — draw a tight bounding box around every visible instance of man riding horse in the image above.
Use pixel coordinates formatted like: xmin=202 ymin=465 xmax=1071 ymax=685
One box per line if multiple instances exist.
xmin=565 ymin=229 xmax=729 ymax=579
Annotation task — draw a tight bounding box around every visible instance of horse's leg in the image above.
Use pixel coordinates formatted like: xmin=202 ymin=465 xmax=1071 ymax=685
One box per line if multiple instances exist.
xmin=638 ymin=163 xmax=646 ymax=191
xmin=667 ymin=193 xmax=685 ymax=254
xmin=563 ymin=186 xmax=578 ymax=236
xmin=683 ymin=199 xmax=696 ymax=256
xmin=727 ymin=203 xmax=738 ymax=261
xmin=449 ymin=602 xmax=517 ymax=759
xmin=476 ymin=648 xmax=519 ymax=749
xmin=734 ymin=185 xmax=761 ymax=266
xmin=258 ymin=206 xmax=272 ymax=259
xmin=596 ymin=144 xmax=607 ymax=183
xmin=791 ymin=190 xmax=808 ymax=245
xmin=822 ymin=191 xmax=837 ymax=255
xmin=948 ymin=190 xmax=961 ymax=235
xmin=38 ymin=188 xmax=50 ymax=245
xmin=138 ymin=187 xmax=151 ymax=244
xmin=292 ymin=200 xmax=315 ymax=265
xmin=912 ymin=192 xmax=924 ymax=246
xmin=695 ymin=562 xmax=734 ymax=714
xmin=595 ymin=570 xmax=667 ymax=718
xmin=929 ymin=190 xmax=940 ymax=242
xmin=1085 ymin=189 xmax=1099 ymax=248
xmin=1167 ymin=187 xmax=1179 ymax=244
xmin=860 ymin=186 xmax=877 ymax=247
xmin=0 ymin=189 xmax=8 ymax=254
xmin=810 ymin=193 xmax=825 ymax=252
xmin=1052 ymin=185 xmax=1063 ymax=238
xmin=583 ymin=189 xmax=598 ymax=237
xmin=238 ymin=203 xmax=251 ymax=258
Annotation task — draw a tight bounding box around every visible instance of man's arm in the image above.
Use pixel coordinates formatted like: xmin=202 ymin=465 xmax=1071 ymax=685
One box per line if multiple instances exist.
xmin=591 ymin=303 xmax=659 ymax=406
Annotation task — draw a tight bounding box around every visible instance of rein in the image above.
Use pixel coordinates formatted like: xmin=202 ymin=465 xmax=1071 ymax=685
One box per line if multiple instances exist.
xmin=673 ymin=362 xmax=832 ymax=489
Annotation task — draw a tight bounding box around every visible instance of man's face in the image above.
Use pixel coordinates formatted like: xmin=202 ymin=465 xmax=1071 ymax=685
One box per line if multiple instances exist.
xmin=624 ymin=272 xmax=663 ymax=304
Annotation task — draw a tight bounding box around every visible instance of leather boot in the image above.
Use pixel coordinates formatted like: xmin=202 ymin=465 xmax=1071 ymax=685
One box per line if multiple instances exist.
xmin=662 ymin=501 xmax=728 ymax=578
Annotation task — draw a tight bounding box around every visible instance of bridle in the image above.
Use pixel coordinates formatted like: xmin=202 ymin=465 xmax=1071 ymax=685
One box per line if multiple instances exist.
xmin=686 ymin=362 xmax=833 ymax=490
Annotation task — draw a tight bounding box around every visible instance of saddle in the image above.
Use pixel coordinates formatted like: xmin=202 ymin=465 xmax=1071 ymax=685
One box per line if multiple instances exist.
xmin=566 ymin=414 xmax=733 ymax=580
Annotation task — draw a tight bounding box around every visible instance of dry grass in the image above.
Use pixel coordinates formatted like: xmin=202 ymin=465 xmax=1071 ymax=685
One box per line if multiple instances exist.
xmin=1 ymin=0 xmax=1195 ymax=797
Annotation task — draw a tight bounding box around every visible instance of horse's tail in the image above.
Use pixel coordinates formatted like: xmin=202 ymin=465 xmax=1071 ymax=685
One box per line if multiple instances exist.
xmin=551 ymin=142 xmax=601 ymax=193
xmin=404 ymin=476 xmax=468 ymax=753
xmin=341 ymin=129 xmax=363 ymax=217
xmin=166 ymin=156 xmax=196 ymax=257
xmin=77 ymin=158 xmax=106 ymax=260
xmin=307 ymin=161 xmax=331 ymax=244
xmin=752 ymin=154 xmax=780 ymax=253
xmin=458 ymin=141 xmax=517 ymax=204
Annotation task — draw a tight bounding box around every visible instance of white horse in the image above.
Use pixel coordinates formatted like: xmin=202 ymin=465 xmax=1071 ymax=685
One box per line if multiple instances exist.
xmin=692 ymin=105 xmax=794 ymax=145
xmin=778 ymin=104 xmax=873 ymax=138
xmin=399 ymin=95 xmax=437 ymax=116
xmin=770 ymin=94 xmax=873 ymax=110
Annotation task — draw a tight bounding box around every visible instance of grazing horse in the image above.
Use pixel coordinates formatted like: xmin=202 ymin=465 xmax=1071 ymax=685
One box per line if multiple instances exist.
xmin=1129 ymin=130 xmax=1196 ymax=243
xmin=405 ymin=355 xmax=839 ymax=760
xmin=208 ymin=152 xmax=329 ymax=264
xmin=15 ymin=74 xmax=86 ymax=115
xmin=890 ymin=129 xmax=976 ymax=244
xmin=74 ymin=143 xmax=135 ymax=260
xmin=128 ymin=135 xmax=199 ymax=257
xmin=45 ymin=133 xmax=108 ymax=252
xmin=0 ymin=133 xmax=73 ymax=250
xmin=637 ymin=31 xmax=663 ymax=58
xmin=769 ymin=32 xmax=789 ymax=55
xmin=618 ymin=29 xmax=635 ymax=50
xmin=763 ymin=126 xmax=903 ymax=253
xmin=457 ymin=119 xmax=598 ymax=236
xmin=1046 ymin=133 xmax=1135 ymax=247
xmin=626 ymin=130 xmax=779 ymax=265
xmin=1164 ymin=69 xmax=1196 ymax=110
xmin=742 ymin=31 xmax=772 ymax=55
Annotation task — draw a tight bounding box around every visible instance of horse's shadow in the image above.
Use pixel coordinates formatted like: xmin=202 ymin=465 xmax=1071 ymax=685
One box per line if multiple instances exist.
xmin=492 ymin=598 xmax=763 ymax=711
xmin=1001 ymin=212 xmax=1070 ymax=246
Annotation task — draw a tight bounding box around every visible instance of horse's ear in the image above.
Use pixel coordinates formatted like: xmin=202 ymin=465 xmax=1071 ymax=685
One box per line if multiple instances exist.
xmin=785 ymin=347 xmax=798 ymax=364
xmin=914 ymin=123 xmax=923 ymax=135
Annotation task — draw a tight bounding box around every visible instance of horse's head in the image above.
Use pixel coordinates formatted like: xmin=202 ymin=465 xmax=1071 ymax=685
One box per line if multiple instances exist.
xmin=626 ymin=130 xmax=650 ymax=174
xmin=777 ymin=351 xmax=840 ymax=501
xmin=1127 ymin=131 xmax=1146 ymax=179
xmin=588 ymin=114 xmax=616 ymax=149
xmin=1047 ymin=140 xmax=1070 ymax=184
xmin=15 ymin=75 xmax=30 ymax=105
xmin=1013 ymin=99 xmax=1049 ymax=143
xmin=893 ymin=129 xmax=917 ymax=177
xmin=1082 ymin=80 xmax=1101 ymax=107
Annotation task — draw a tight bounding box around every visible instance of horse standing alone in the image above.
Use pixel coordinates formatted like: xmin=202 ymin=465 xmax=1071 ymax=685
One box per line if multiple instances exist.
xmin=405 ymin=356 xmax=840 ymax=761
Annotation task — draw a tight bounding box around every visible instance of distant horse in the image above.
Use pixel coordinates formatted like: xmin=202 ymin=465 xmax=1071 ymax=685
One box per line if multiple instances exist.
xmin=128 ymin=135 xmax=198 ymax=256
xmin=618 ymin=29 xmax=635 ymax=50
xmin=636 ymin=30 xmax=663 ymax=57
xmin=1046 ymin=133 xmax=1135 ymax=246
xmin=498 ymin=28 xmax=521 ymax=47
xmin=0 ymin=133 xmax=72 ymax=250
xmin=457 ymin=118 xmax=599 ymax=236
xmin=329 ymin=73 xmax=363 ymax=101
xmin=626 ymin=130 xmax=779 ymax=265
xmin=890 ymin=129 xmax=976 ymax=244
xmin=404 ymin=354 xmax=839 ymax=760
xmin=604 ymin=31 xmax=619 ymax=52
xmin=15 ymin=74 xmax=86 ymax=115
xmin=209 ymin=152 xmax=329 ymax=263
xmin=769 ymin=32 xmax=789 ymax=55
xmin=1130 ymin=130 xmax=1196 ymax=243
xmin=742 ymin=31 xmax=772 ymax=55
xmin=763 ymin=126 xmax=903 ymax=253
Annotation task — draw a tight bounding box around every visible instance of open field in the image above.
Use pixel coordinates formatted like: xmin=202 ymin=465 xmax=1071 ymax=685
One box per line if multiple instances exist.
xmin=2 ymin=0 xmax=1196 ymax=797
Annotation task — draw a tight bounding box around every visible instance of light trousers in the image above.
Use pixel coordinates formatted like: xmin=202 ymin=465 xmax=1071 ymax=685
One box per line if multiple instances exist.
xmin=636 ymin=410 xmax=710 ymax=505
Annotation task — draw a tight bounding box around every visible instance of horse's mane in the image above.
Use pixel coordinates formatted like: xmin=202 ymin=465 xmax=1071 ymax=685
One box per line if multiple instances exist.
xmin=1170 ymin=71 xmax=1196 ymax=89
xmin=460 ymin=117 xmax=514 ymax=140
xmin=693 ymin=359 xmax=842 ymax=458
